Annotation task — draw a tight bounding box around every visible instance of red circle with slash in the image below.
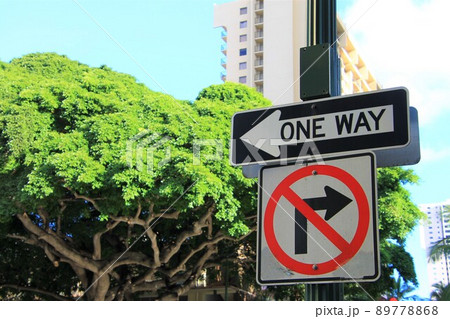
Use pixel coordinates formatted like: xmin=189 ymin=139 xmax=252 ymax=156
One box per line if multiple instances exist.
xmin=264 ymin=164 xmax=370 ymax=275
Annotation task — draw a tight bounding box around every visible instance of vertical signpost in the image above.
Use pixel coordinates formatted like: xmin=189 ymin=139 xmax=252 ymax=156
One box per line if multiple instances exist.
xmin=229 ymin=0 xmax=419 ymax=303
xmin=303 ymin=0 xmax=342 ymax=301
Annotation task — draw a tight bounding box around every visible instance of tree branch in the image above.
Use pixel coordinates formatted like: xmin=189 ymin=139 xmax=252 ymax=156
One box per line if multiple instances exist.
xmin=38 ymin=207 xmax=49 ymax=231
xmin=0 ymin=284 xmax=71 ymax=301
xmin=159 ymin=245 xmax=218 ymax=300
xmin=88 ymin=273 xmax=110 ymax=301
xmin=153 ymin=210 xmax=181 ymax=220
xmin=102 ymin=251 xmax=153 ymax=272
xmin=92 ymin=220 xmax=121 ymax=260
xmin=134 ymin=201 xmax=142 ymax=220
xmin=160 ymin=204 xmax=215 ymax=263
xmin=16 ymin=213 xmax=100 ymax=273
xmin=162 ymin=233 xmax=227 ymax=278
xmin=70 ymin=264 xmax=89 ymax=292
xmin=145 ymin=201 xmax=155 ymax=224
xmin=109 ymin=214 xmax=161 ymax=266
xmin=130 ymin=279 xmax=166 ymax=294
xmin=110 ymin=216 xmax=145 ymax=227
xmin=6 ymin=234 xmax=37 ymax=245
xmin=133 ymin=269 xmax=157 ymax=287
xmin=44 ymin=244 xmax=60 ymax=267
xmin=64 ymin=186 xmax=102 ymax=212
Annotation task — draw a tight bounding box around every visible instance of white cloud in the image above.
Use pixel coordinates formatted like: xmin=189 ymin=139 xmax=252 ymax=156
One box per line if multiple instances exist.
xmin=341 ymin=0 xmax=450 ymax=125
xmin=420 ymin=147 xmax=450 ymax=162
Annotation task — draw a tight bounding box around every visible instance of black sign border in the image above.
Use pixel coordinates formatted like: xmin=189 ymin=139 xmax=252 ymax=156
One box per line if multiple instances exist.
xmin=231 ymin=87 xmax=409 ymax=166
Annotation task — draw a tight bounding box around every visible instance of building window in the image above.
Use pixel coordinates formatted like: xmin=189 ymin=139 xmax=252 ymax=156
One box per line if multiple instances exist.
xmin=240 ymin=21 xmax=247 ymax=28
xmin=240 ymin=7 xmax=247 ymax=15
xmin=239 ymin=76 xmax=247 ymax=84
xmin=239 ymin=62 xmax=247 ymax=70
xmin=239 ymin=48 xmax=247 ymax=56
xmin=240 ymin=34 xmax=247 ymax=42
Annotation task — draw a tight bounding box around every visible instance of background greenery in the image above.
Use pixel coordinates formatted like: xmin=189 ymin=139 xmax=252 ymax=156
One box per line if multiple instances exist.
xmin=0 ymin=53 xmax=423 ymax=300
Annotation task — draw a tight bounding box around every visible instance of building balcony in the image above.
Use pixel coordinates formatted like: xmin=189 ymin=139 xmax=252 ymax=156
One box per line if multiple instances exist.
xmin=220 ymin=71 xmax=226 ymax=82
xmin=220 ymin=44 xmax=227 ymax=55
xmin=255 ymin=44 xmax=263 ymax=52
xmin=221 ymin=30 xmax=227 ymax=41
xmin=255 ymin=1 xmax=264 ymax=11
xmin=256 ymin=84 xmax=263 ymax=93
xmin=255 ymin=30 xmax=263 ymax=39
xmin=255 ymin=58 xmax=263 ymax=69
xmin=255 ymin=16 xmax=264 ymax=25
xmin=220 ymin=57 xmax=226 ymax=68
xmin=255 ymin=72 xmax=263 ymax=82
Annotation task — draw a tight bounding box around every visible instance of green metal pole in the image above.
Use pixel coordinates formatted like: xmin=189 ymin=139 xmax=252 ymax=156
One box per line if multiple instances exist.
xmin=304 ymin=0 xmax=343 ymax=302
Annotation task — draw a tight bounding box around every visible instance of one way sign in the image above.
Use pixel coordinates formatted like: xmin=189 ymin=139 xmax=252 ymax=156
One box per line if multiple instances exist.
xmin=231 ymin=87 xmax=409 ymax=166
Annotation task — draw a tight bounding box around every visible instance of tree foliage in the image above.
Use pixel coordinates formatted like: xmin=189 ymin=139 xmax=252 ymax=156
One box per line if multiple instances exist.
xmin=431 ymin=282 xmax=450 ymax=301
xmin=428 ymin=205 xmax=450 ymax=262
xmin=387 ymin=277 xmax=415 ymax=301
xmin=0 ymin=53 xmax=423 ymax=301
xmin=344 ymin=167 xmax=423 ymax=300
xmin=204 ymin=152 xmax=423 ymax=301
xmin=196 ymin=82 xmax=269 ymax=107
xmin=0 ymin=53 xmax=269 ymax=300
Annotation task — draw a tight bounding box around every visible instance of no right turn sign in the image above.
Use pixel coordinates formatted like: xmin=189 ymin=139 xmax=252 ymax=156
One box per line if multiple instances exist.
xmin=257 ymin=153 xmax=379 ymax=285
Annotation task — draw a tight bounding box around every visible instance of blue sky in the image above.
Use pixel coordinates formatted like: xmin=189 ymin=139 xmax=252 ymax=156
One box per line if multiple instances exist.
xmin=2 ymin=0 xmax=450 ymax=299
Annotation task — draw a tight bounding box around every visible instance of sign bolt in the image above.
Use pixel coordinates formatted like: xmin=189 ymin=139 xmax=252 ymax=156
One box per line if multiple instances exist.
xmin=312 ymin=170 xmax=318 ymax=176
xmin=312 ymin=264 xmax=318 ymax=271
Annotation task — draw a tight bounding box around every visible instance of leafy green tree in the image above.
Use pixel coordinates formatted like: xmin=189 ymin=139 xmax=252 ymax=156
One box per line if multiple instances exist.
xmin=208 ymin=165 xmax=422 ymax=301
xmin=0 ymin=53 xmax=270 ymax=300
xmin=0 ymin=53 xmax=423 ymax=301
xmin=196 ymin=82 xmax=268 ymax=107
xmin=388 ymin=277 xmax=415 ymax=301
xmin=427 ymin=206 xmax=450 ymax=301
xmin=345 ymin=167 xmax=423 ymax=300
xmin=429 ymin=237 xmax=450 ymax=260
xmin=431 ymin=282 xmax=450 ymax=301
xmin=195 ymin=94 xmax=423 ymax=300
xmin=428 ymin=205 xmax=450 ymax=262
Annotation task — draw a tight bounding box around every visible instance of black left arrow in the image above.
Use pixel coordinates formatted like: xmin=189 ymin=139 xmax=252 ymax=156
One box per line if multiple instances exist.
xmin=295 ymin=186 xmax=352 ymax=255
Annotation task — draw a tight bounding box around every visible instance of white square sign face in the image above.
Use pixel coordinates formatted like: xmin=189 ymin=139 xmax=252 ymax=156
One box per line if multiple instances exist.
xmin=257 ymin=152 xmax=379 ymax=285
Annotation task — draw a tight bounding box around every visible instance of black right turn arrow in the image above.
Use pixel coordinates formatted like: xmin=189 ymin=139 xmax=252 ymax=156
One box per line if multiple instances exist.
xmin=295 ymin=186 xmax=353 ymax=254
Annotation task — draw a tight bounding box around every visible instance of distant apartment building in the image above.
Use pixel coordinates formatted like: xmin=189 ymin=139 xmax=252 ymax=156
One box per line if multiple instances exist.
xmin=213 ymin=0 xmax=380 ymax=104
xmin=419 ymin=202 xmax=450 ymax=295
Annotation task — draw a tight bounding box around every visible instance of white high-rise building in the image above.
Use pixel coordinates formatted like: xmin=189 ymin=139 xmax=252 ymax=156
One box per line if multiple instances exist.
xmin=419 ymin=202 xmax=450 ymax=295
xmin=214 ymin=0 xmax=307 ymax=104
xmin=214 ymin=0 xmax=380 ymax=104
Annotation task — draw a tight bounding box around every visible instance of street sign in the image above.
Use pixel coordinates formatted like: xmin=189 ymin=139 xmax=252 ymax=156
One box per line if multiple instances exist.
xmin=231 ymin=87 xmax=409 ymax=166
xmin=257 ymin=153 xmax=379 ymax=284
xmin=374 ymin=106 xmax=420 ymax=167
xmin=241 ymin=106 xmax=420 ymax=178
